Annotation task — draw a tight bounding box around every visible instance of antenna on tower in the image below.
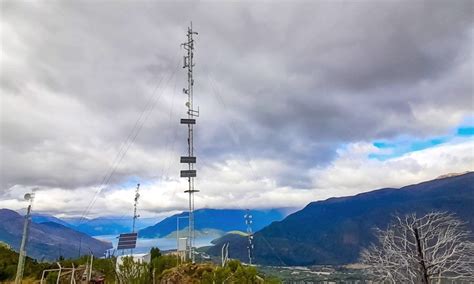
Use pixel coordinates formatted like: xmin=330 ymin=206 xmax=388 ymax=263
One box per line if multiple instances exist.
xmin=244 ymin=209 xmax=254 ymax=265
xmin=128 ymin=183 xmax=140 ymax=256
xmin=132 ymin=183 xmax=140 ymax=233
xmin=180 ymin=22 xmax=199 ymax=263
xmin=15 ymin=191 xmax=35 ymax=284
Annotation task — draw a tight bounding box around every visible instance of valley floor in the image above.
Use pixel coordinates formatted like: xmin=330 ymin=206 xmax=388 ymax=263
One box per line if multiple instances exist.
xmin=258 ymin=265 xmax=368 ymax=283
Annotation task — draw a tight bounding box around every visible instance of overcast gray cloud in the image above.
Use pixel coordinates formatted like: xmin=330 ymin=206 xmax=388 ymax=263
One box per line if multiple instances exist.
xmin=0 ymin=0 xmax=473 ymax=216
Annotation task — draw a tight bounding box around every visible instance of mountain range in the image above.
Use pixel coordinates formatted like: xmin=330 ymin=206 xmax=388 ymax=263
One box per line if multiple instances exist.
xmin=138 ymin=208 xmax=286 ymax=238
xmin=3 ymin=172 xmax=471 ymax=264
xmin=29 ymin=208 xmax=286 ymax=239
xmin=1 ymin=207 xmax=285 ymax=260
xmin=0 ymin=209 xmax=112 ymax=261
xmin=31 ymin=214 xmax=157 ymax=236
xmin=208 ymin=172 xmax=474 ymax=266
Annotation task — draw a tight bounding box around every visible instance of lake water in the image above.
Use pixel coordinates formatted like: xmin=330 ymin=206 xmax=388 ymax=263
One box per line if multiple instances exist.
xmin=96 ymin=235 xmax=215 ymax=255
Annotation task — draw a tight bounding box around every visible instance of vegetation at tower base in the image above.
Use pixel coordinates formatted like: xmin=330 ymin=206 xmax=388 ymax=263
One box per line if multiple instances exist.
xmin=0 ymin=244 xmax=280 ymax=283
xmin=0 ymin=242 xmax=49 ymax=282
xmin=115 ymin=248 xmax=279 ymax=283
xmin=158 ymin=259 xmax=280 ymax=284
xmin=207 ymin=172 xmax=474 ymax=266
xmin=0 ymin=243 xmax=116 ymax=283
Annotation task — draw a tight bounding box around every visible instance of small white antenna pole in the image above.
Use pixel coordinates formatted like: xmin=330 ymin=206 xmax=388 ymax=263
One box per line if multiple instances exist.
xmin=245 ymin=209 xmax=254 ymax=265
xmin=88 ymin=252 xmax=93 ymax=282
xmin=132 ymin=183 xmax=140 ymax=233
xmin=131 ymin=183 xmax=140 ymax=256
xmin=15 ymin=192 xmax=35 ymax=284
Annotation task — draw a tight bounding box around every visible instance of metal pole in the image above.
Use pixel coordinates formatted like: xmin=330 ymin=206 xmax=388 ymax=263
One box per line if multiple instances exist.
xmin=187 ymin=24 xmax=194 ymax=263
xmin=71 ymin=263 xmax=75 ymax=284
xmin=88 ymin=253 xmax=93 ymax=282
xmin=176 ymin=217 xmax=179 ymax=265
xmin=176 ymin=216 xmax=189 ymax=264
xmin=15 ymin=193 xmax=34 ymax=284
xmin=78 ymin=237 xmax=82 ymax=258
xmin=56 ymin=262 xmax=62 ymax=284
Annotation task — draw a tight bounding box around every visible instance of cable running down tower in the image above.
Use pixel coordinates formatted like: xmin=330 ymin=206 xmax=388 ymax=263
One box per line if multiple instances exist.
xmin=180 ymin=23 xmax=199 ymax=263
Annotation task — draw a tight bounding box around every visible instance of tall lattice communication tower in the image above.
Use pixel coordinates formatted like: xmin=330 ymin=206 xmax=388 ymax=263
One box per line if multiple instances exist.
xmin=180 ymin=23 xmax=199 ymax=263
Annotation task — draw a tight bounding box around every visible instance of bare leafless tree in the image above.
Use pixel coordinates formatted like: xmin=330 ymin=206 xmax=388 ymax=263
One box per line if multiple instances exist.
xmin=361 ymin=212 xmax=474 ymax=283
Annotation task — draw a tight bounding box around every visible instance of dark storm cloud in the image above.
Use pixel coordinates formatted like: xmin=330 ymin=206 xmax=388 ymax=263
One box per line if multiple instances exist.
xmin=0 ymin=0 xmax=472 ymax=191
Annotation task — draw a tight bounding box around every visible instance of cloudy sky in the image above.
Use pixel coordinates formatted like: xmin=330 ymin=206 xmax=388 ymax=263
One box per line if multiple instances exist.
xmin=1 ymin=0 xmax=473 ymax=219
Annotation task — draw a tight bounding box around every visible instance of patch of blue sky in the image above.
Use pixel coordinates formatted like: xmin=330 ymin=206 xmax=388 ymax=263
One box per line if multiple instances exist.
xmin=457 ymin=126 xmax=474 ymax=136
xmin=372 ymin=141 xmax=395 ymax=149
xmin=369 ymin=123 xmax=472 ymax=161
xmin=456 ymin=115 xmax=474 ymax=136
xmin=117 ymin=176 xmax=143 ymax=190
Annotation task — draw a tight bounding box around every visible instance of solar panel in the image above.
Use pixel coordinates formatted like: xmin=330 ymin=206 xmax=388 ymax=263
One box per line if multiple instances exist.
xmin=180 ymin=156 xmax=196 ymax=163
xmin=180 ymin=170 xmax=197 ymax=177
xmin=180 ymin=118 xmax=196 ymax=124
xmin=117 ymin=232 xmax=138 ymax=250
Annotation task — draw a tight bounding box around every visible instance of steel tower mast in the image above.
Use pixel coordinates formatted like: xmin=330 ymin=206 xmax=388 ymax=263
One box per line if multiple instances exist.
xmin=180 ymin=23 xmax=199 ymax=263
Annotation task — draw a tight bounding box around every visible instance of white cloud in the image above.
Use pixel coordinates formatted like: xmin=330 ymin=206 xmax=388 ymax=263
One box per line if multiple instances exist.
xmin=311 ymin=138 xmax=474 ymax=198
xmin=1 ymin=138 xmax=471 ymax=218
